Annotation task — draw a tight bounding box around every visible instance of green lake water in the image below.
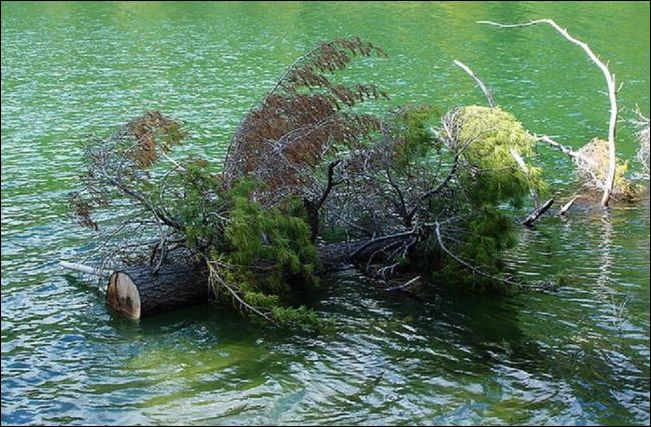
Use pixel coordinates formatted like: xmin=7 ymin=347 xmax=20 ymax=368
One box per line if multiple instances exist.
xmin=1 ymin=1 xmax=650 ymax=425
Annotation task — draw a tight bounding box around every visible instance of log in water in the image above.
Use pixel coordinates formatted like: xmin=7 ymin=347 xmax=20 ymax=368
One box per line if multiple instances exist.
xmin=98 ymin=239 xmax=391 ymax=319
xmin=106 ymin=263 xmax=211 ymax=319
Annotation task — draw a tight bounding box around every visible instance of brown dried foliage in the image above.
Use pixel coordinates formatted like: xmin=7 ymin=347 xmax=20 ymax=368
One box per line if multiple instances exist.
xmin=223 ymin=38 xmax=389 ymax=205
xmin=69 ymin=196 xmax=98 ymax=230
xmin=70 ymin=111 xmax=185 ymax=231
xmin=126 ymin=111 xmax=184 ymax=168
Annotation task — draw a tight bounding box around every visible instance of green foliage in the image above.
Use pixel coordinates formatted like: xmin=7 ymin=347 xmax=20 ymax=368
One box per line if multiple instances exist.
xmin=271 ymin=306 xmax=323 ymax=330
xmin=223 ymin=179 xmax=319 ymax=294
xmin=458 ymin=106 xmax=536 ymax=157
xmin=214 ymin=179 xmax=322 ymax=328
xmin=447 ymin=107 xmax=543 ymax=277
xmin=161 ymin=167 xmax=323 ymax=328
xmin=163 ymin=159 xmax=227 ymax=250
xmin=456 ymin=105 xmax=545 ymax=208
xmin=408 ymin=106 xmax=549 ymax=286
xmin=391 ymin=105 xmax=441 ymax=169
xmin=447 ymin=206 xmax=515 ymax=276
xmin=319 ymin=225 xmax=349 ymax=243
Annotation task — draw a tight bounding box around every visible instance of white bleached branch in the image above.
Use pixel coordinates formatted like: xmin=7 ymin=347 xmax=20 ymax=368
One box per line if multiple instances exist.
xmin=478 ymin=19 xmax=618 ymax=207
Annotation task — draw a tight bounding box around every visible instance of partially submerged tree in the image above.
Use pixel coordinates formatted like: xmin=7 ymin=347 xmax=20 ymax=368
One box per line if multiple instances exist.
xmin=70 ymin=39 xmax=395 ymax=326
xmin=66 ymin=34 xmax=646 ymax=327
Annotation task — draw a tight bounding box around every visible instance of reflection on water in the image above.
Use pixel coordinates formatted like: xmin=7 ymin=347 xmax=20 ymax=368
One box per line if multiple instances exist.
xmin=1 ymin=1 xmax=649 ymax=425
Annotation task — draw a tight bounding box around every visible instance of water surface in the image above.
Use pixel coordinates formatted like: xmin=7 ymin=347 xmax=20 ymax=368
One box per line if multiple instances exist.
xmin=1 ymin=2 xmax=650 ymax=425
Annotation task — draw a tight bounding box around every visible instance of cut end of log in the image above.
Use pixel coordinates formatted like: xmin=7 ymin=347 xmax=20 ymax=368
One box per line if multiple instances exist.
xmin=107 ymin=271 xmax=141 ymax=319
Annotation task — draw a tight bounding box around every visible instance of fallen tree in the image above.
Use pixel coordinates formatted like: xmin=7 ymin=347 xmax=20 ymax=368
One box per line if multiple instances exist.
xmin=62 ymin=241 xmax=400 ymax=320
xmin=107 ymin=263 xmax=210 ymax=319
xmin=63 ymin=35 xmax=646 ymax=327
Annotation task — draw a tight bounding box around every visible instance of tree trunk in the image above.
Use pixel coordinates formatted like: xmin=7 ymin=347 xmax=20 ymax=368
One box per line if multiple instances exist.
xmin=101 ymin=238 xmax=403 ymax=319
xmin=106 ymin=263 xmax=211 ymax=319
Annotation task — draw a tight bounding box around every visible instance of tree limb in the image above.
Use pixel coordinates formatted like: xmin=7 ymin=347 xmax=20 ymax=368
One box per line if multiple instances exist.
xmin=558 ymin=195 xmax=580 ymax=216
xmin=60 ymin=261 xmax=111 ymax=277
xmin=478 ymin=19 xmax=618 ymax=207
xmin=521 ymin=198 xmax=554 ymax=227
xmin=453 ymin=59 xmax=496 ymax=107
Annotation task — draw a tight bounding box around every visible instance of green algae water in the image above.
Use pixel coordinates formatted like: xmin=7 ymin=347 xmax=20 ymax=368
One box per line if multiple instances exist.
xmin=1 ymin=2 xmax=649 ymax=425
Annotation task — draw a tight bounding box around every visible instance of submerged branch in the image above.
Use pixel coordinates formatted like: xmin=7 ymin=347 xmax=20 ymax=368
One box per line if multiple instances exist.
xmin=435 ymin=222 xmax=553 ymax=290
xmin=559 ymin=195 xmax=580 ymax=216
xmin=521 ymin=198 xmax=554 ymax=227
xmin=60 ymin=261 xmax=111 ymax=277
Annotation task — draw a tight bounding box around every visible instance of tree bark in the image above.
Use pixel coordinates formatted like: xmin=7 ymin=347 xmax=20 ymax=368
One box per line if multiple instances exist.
xmin=89 ymin=237 xmax=409 ymax=319
xmin=106 ymin=263 xmax=211 ymax=319
xmin=99 ymin=236 xmax=403 ymax=319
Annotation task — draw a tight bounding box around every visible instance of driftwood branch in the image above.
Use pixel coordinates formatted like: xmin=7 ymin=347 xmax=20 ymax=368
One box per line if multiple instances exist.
xmin=558 ymin=195 xmax=580 ymax=216
xmin=385 ymin=275 xmax=421 ymax=292
xmin=60 ymin=261 xmax=111 ymax=277
xmin=536 ymin=134 xmax=605 ymax=190
xmin=536 ymin=134 xmax=580 ymax=158
xmin=479 ymin=19 xmax=618 ymax=207
xmin=521 ymin=198 xmax=554 ymax=227
xmin=453 ymin=60 xmax=496 ymax=107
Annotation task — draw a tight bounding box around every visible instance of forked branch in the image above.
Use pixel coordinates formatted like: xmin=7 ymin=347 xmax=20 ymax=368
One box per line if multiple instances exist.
xmin=478 ymin=19 xmax=618 ymax=207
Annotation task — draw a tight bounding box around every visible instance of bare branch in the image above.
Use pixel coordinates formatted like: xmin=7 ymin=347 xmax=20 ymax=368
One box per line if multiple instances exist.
xmin=206 ymin=260 xmax=277 ymax=324
xmin=478 ymin=19 xmax=618 ymax=206
xmin=559 ymin=195 xmax=580 ymax=216
xmin=521 ymin=198 xmax=554 ymax=227
xmin=536 ymin=134 xmax=580 ymax=158
xmin=453 ymin=60 xmax=495 ymax=107
xmin=385 ymin=275 xmax=421 ymax=292
xmin=60 ymin=261 xmax=111 ymax=277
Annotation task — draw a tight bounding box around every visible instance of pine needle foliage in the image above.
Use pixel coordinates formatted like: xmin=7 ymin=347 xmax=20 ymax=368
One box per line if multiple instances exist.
xmin=452 ymin=105 xmax=545 ymax=208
